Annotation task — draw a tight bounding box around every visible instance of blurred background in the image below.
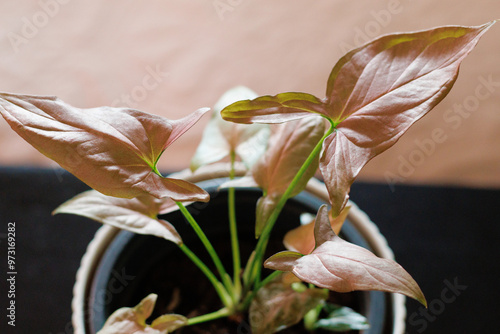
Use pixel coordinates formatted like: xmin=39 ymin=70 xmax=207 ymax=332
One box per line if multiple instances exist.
xmin=0 ymin=0 xmax=499 ymax=188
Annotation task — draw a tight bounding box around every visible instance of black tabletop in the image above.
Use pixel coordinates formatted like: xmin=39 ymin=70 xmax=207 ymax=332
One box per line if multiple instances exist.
xmin=1 ymin=167 xmax=499 ymax=334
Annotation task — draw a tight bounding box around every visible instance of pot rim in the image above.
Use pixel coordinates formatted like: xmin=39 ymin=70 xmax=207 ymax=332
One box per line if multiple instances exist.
xmin=72 ymin=163 xmax=406 ymax=334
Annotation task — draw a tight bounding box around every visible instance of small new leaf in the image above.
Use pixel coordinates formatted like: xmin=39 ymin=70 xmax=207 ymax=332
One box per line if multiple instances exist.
xmin=265 ymin=205 xmax=427 ymax=306
xmin=97 ymin=294 xmax=187 ymax=334
xmin=0 ymin=93 xmax=210 ymax=202
xmin=283 ymin=205 xmax=350 ymax=255
xmin=191 ymin=86 xmax=270 ymax=171
xmin=54 ymin=190 xmax=183 ymax=244
xmin=249 ymin=273 xmax=328 ymax=334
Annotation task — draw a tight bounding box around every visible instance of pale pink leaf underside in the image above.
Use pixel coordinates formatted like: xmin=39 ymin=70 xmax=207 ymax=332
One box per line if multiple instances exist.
xmin=0 ymin=93 xmax=209 ymax=202
xmin=97 ymin=294 xmax=187 ymax=334
xmin=54 ymin=190 xmax=183 ymax=244
xmin=191 ymin=86 xmax=269 ymax=171
xmin=266 ymin=205 xmax=426 ymax=305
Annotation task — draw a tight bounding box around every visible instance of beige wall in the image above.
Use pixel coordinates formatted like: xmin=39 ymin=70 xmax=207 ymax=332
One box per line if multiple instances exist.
xmin=0 ymin=0 xmax=499 ymax=188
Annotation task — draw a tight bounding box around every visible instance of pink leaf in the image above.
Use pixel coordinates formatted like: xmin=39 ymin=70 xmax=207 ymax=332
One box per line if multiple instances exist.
xmin=249 ymin=273 xmax=327 ymax=334
xmin=255 ymin=194 xmax=282 ymax=238
xmin=265 ymin=205 xmax=427 ymax=306
xmin=54 ymin=190 xmax=183 ymax=244
xmin=320 ymin=22 xmax=495 ymax=216
xmin=218 ymin=23 xmax=494 ymax=217
xmin=97 ymin=294 xmax=187 ymax=334
xmin=252 ymin=117 xmax=325 ymax=196
xmin=251 ymin=117 xmax=325 ymax=236
xmin=283 ymin=205 xmax=350 ymax=255
xmin=191 ymin=86 xmax=269 ymax=171
xmin=0 ymin=93 xmax=209 ymax=202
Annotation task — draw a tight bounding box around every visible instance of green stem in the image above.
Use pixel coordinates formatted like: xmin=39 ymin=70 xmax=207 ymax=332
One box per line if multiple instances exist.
xmin=176 ymin=201 xmax=234 ymax=301
xmin=246 ymin=120 xmax=335 ymax=289
xmin=186 ymin=307 xmax=231 ymax=326
xmin=178 ymin=243 xmax=233 ymax=308
xmin=228 ymin=152 xmax=242 ymax=299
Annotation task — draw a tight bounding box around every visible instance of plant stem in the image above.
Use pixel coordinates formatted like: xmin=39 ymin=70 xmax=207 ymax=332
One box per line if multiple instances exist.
xmin=176 ymin=201 xmax=234 ymax=301
xmin=228 ymin=151 xmax=242 ymax=299
xmin=186 ymin=307 xmax=231 ymax=326
xmin=246 ymin=120 xmax=335 ymax=289
xmin=178 ymin=243 xmax=233 ymax=308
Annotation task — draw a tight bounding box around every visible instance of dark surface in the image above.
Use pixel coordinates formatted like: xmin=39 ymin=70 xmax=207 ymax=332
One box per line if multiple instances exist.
xmin=0 ymin=166 xmax=499 ymax=334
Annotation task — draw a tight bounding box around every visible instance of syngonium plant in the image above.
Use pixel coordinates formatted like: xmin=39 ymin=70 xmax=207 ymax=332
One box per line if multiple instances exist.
xmin=0 ymin=22 xmax=495 ymax=333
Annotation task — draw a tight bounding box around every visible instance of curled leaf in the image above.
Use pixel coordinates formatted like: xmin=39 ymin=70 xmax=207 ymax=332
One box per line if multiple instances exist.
xmin=0 ymin=92 xmax=209 ymax=202
xmin=283 ymin=205 xmax=350 ymax=255
xmin=249 ymin=273 xmax=328 ymax=334
xmin=191 ymin=86 xmax=270 ymax=171
xmin=221 ymin=92 xmax=328 ymax=124
xmin=54 ymin=190 xmax=183 ymax=244
xmin=97 ymin=294 xmax=187 ymax=334
xmin=265 ymin=205 xmax=427 ymax=306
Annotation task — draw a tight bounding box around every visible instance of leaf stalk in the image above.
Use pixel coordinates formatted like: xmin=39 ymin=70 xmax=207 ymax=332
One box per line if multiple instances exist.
xmin=244 ymin=119 xmax=335 ymax=291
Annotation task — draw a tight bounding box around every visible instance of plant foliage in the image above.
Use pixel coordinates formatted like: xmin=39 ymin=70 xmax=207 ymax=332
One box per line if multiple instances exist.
xmin=0 ymin=21 xmax=495 ymax=334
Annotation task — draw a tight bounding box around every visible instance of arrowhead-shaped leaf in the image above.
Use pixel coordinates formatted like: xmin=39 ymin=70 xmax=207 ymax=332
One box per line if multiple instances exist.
xmin=54 ymin=190 xmax=183 ymax=244
xmin=265 ymin=205 xmax=426 ymax=306
xmin=191 ymin=86 xmax=270 ymax=171
xmin=97 ymin=294 xmax=187 ymax=334
xmin=218 ymin=23 xmax=494 ymax=217
xmin=252 ymin=117 xmax=325 ymax=236
xmin=321 ymin=22 xmax=495 ymax=216
xmin=0 ymin=92 xmax=210 ymax=202
xmin=249 ymin=273 xmax=328 ymax=334
xmin=283 ymin=205 xmax=350 ymax=255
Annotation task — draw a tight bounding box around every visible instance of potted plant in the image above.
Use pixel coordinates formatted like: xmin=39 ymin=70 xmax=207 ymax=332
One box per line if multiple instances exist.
xmin=0 ymin=21 xmax=494 ymax=333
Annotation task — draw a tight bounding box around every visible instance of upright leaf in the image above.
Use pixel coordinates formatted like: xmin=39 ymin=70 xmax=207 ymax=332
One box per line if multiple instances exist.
xmin=219 ymin=23 xmax=494 ymax=217
xmin=252 ymin=117 xmax=325 ymax=236
xmin=265 ymin=205 xmax=426 ymax=306
xmin=54 ymin=190 xmax=183 ymax=244
xmin=191 ymin=86 xmax=270 ymax=171
xmin=321 ymin=22 xmax=495 ymax=216
xmin=0 ymin=92 xmax=210 ymax=202
xmin=97 ymin=294 xmax=187 ymax=334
